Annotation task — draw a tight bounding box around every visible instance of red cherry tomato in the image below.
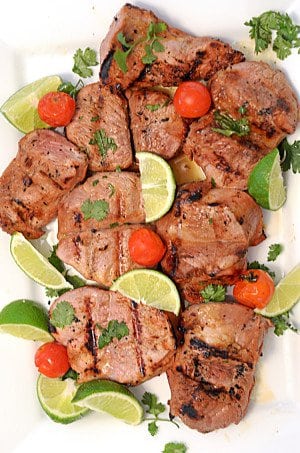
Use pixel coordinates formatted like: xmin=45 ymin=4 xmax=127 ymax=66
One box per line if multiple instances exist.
xmin=128 ymin=228 xmax=166 ymax=267
xmin=173 ymin=81 xmax=211 ymax=118
xmin=233 ymin=269 xmax=275 ymax=309
xmin=38 ymin=91 xmax=76 ymax=127
xmin=35 ymin=342 xmax=70 ymax=378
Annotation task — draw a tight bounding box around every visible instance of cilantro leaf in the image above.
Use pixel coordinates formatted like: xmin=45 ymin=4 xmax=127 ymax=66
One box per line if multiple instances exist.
xmin=107 ymin=183 xmax=115 ymax=198
xmin=247 ymin=261 xmax=276 ymax=280
xmin=73 ymin=47 xmax=98 ymax=78
xmin=142 ymin=44 xmax=158 ymax=64
xmin=117 ymin=32 xmax=132 ymax=49
xmin=146 ymin=103 xmax=161 ymax=112
xmin=148 ymin=421 xmax=158 ymax=436
xmin=162 ymin=442 xmax=187 ymax=453
xmin=89 ymin=129 xmax=117 ymax=159
xmin=92 ymin=179 xmax=99 ymax=187
xmin=58 ymin=79 xmax=84 ymax=98
xmin=200 ymin=284 xmax=226 ymax=302
xmin=212 ymin=111 xmax=250 ymax=137
xmin=271 ymin=311 xmax=299 ymax=336
xmin=81 ymin=199 xmax=109 ymax=221
xmin=267 ymin=243 xmax=283 ymax=262
xmin=62 ymin=369 xmax=79 ymax=381
xmin=97 ymin=320 xmax=129 ymax=349
xmin=245 ymin=11 xmax=300 ymax=59
xmin=45 ymin=287 xmax=70 ymax=298
xmin=113 ymin=48 xmax=131 ymax=73
xmin=142 ymin=392 xmax=165 ymax=417
xmin=48 ymin=245 xmax=64 ymax=273
xmin=66 ymin=274 xmax=86 ymax=288
xmin=279 ymin=138 xmax=300 ymax=173
xmin=50 ymin=301 xmax=75 ymax=328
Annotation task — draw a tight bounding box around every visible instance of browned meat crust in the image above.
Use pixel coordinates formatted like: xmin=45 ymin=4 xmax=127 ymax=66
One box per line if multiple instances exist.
xmin=58 ymin=172 xmax=145 ymax=239
xmin=0 ymin=130 xmax=87 ymax=239
xmin=57 ymin=225 xmax=153 ymax=287
xmin=156 ymin=182 xmax=265 ymax=302
xmin=168 ymin=303 xmax=271 ymax=432
xmin=126 ymin=88 xmax=187 ymax=160
xmin=99 ymin=4 xmax=244 ymax=90
xmin=50 ymin=287 xmax=176 ymax=385
xmin=66 ymin=83 xmax=132 ymax=171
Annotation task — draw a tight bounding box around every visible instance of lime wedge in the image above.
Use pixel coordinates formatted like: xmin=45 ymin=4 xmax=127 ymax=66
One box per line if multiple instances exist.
xmin=72 ymin=380 xmax=143 ymax=425
xmin=255 ymin=264 xmax=300 ymax=317
xmin=248 ymin=148 xmax=286 ymax=210
xmin=136 ymin=152 xmax=176 ymax=222
xmin=110 ymin=269 xmax=181 ymax=315
xmin=169 ymin=153 xmax=206 ymax=185
xmin=37 ymin=374 xmax=89 ymax=424
xmin=0 ymin=75 xmax=62 ymax=133
xmin=0 ymin=299 xmax=53 ymax=342
xmin=10 ymin=232 xmax=71 ymax=290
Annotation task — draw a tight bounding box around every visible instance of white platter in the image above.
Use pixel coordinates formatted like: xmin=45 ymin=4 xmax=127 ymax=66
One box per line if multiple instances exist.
xmin=0 ymin=1 xmax=299 ymax=452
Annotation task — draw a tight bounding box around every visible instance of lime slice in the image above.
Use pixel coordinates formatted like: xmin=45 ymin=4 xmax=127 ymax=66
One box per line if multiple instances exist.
xmin=169 ymin=153 xmax=206 ymax=185
xmin=248 ymin=148 xmax=286 ymax=210
xmin=0 ymin=75 xmax=62 ymax=133
xmin=0 ymin=299 xmax=53 ymax=342
xmin=110 ymin=269 xmax=181 ymax=315
xmin=10 ymin=232 xmax=71 ymax=290
xmin=72 ymin=379 xmax=143 ymax=425
xmin=136 ymin=152 xmax=176 ymax=222
xmin=37 ymin=374 xmax=89 ymax=424
xmin=255 ymin=264 xmax=300 ymax=317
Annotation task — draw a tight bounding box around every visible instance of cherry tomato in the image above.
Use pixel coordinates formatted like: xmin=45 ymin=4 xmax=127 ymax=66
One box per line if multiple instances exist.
xmin=173 ymin=81 xmax=211 ymax=118
xmin=38 ymin=91 xmax=76 ymax=127
xmin=233 ymin=269 xmax=275 ymax=309
xmin=35 ymin=342 xmax=70 ymax=378
xmin=128 ymin=228 xmax=166 ymax=267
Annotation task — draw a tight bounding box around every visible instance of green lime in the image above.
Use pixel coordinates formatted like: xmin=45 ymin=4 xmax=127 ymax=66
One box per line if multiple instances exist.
xmin=136 ymin=152 xmax=176 ymax=222
xmin=10 ymin=232 xmax=71 ymax=290
xmin=72 ymin=379 xmax=143 ymax=425
xmin=0 ymin=299 xmax=53 ymax=342
xmin=248 ymin=148 xmax=286 ymax=210
xmin=110 ymin=269 xmax=181 ymax=315
xmin=0 ymin=75 xmax=62 ymax=133
xmin=255 ymin=264 xmax=300 ymax=317
xmin=37 ymin=374 xmax=89 ymax=424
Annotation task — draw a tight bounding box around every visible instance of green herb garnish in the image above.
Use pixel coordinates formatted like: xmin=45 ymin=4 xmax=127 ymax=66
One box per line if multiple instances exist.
xmin=58 ymin=79 xmax=84 ymax=98
xmin=267 ymin=243 xmax=283 ymax=262
xmin=92 ymin=179 xmax=99 ymax=187
xmin=279 ymin=138 xmax=300 ymax=173
xmin=245 ymin=11 xmax=300 ymax=60
xmin=62 ymin=369 xmax=79 ymax=381
xmin=247 ymin=261 xmax=276 ymax=280
xmin=142 ymin=392 xmax=179 ymax=436
xmin=271 ymin=310 xmax=299 ymax=336
xmin=212 ymin=111 xmax=250 ymax=137
xmin=81 ymin=199 xmax=109 ymax=221
xmin=200 ymin=284 xmax=226 ymax=302
xmin=50 ymin=301 xmax=75 ymax=328
xmin=146 ymin=104 xmax=161 ymax=111
xmin=91 ymin=115 xmax=100 ymax=122
xmin=97 ymin=320 xmax=129 ymax=349
xmin=162 ymin=442 xmax=187 ymax=453
xmin=107 ymin=183 xmax=115 ymax=198
xmin=73 ymin=47 xmax=98 ymax=78
xmin=89 ymin=129 xmax=117 ymax=159
xmin=48 ymin=244 xmax=64 ymax=273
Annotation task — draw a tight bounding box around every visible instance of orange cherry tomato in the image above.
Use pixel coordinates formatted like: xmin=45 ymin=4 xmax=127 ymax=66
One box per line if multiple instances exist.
xmin=128 ymin=228 xmax=166 ymax=267
xmin=173 ymin=81 xmax=211 ymax=118
xmin=35 ymin=342 xmax=70 ymax=378
xmin=38 ymin=91 xmax=76 ymax=127
xmin=233 ymin=269 xmax=275 ymax=309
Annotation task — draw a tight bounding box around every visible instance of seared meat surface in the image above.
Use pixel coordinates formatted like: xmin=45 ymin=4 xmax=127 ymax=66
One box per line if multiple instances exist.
xmin=210 ymin=61 xmax=299 ymax=151
xmin=58 ymin=172 xmax=145 ymax=239
xmin=0 ymin=130 xmax=87 ymax=239
xmin=168 ymin=303 xmax=271 ymax=432
xmin=57 ymin=225 xmax=152 ymax=287
xmin=50 ymin=287 xmax=175 ymax=385
xmin=66 ymin=83 xmax=132 ymax=171
xmin=126 ymin=88 xmax=187 ymax=160
xmin=156 ymin=182 xmax=265 ymax=302
xmin=100 ymin=4 xmax=244 ymax=89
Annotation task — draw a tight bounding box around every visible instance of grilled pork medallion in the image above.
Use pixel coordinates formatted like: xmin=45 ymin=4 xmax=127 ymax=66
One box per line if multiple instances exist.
xmin=126 ymin=88 xmax=187 ymax=160
xmin=66 ymin=83 xmax=132 ymax=171
xmin=0 ymin=130 xmax=87 ymax=239
xmin=57 ymin=225 xmax=153 ymax=287
xmin=168 ymin=303 xmax=271 ymax=432
xmin=58 ymin=172 xmax=145 ymax=239
xmin=50 ymin=287 xmax=176 ymax=385
xmin=100 ymin=4 xmax=244 ymax=89
xmin=156 ymin=181 xmax=265 ymax=302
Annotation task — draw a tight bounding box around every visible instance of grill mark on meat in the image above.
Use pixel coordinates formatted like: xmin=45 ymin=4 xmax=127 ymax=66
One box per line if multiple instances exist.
xmin=190 ymin=337 xmax=229 ymax=359
xmin=180 ymin=403 xmax=198 ymax=419
xmin=277 ymin=98 xmax=290 ymax=112
xmin=130 ymin=301 xmax=146 ymax=378
xmin=169 ymin=242 xmax=179 ymax=277
xmin=100 ymin=49 xmax=115 ymax=84
xmin=186 ymin=188 xmax=202 ymax=203
xmin=39 ymin=170 xmax=65 ymax=191
xmin=12 ymin=198 xmax=28 ymax=209
xmin=183 ymin=50 xmax=206 ymax=80
xmin=84 ymin=297 xmax=98 ymax=370
xmin=74 ymin=212 xmax=82 ymax=225
xmin=23 ymin=176 xmax=32 ymax=188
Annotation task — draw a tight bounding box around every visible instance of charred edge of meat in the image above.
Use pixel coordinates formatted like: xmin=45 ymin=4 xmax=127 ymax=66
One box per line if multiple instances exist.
xmin=84 ymin=298 xmax=98 ymax=370
xmin=183 ymin=50 xmax=206 ymax=81
xmin=190 ymin=337 xmax=228 ymax=359
xmin=136 ymin=64 xmax=152 ymax=82
xmin=180 ymin=403 xmax=199 ymax=419
xmin=186 ymin=188 xmax=202 ymax=203
xmin=130 ymin=303 xmax=146 ymax=377
xmin=100 ymin=49 xmax=115 ymax=83
xmin=173 ymin=188 xmax=189 ymax=217
xmin=169 ymin=242 xmax=179 ymax=278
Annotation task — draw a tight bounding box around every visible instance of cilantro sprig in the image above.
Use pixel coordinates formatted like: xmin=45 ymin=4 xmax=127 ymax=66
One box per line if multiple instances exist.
xmin=142 ymin=392 xmax=179 ymax=436
xmin=247 ymin=261 xmax=276 ymax=280
xmin=212 ymin=111 xmax=250 ymax=137
xmin=73 ymin=47 xmax=98 ymax=78
xmin=58 ymin=79 xmax=84 ymax=98
xmin=113 ymin=22 xmax=167 ymax=73
xmin=81 ymin=199 xmax=109 ymax=221
xmin=163 ymin=443 xmax=187 ymax=453
xmin=279 ymin=138 xmax=300 ymax=173
xmin=200 ymin=284 xmax=226 ymax=302
xmin=89 ymin=129 xmax=117 ymax=159
xmin=97 ymin=320 xmax=129 ymax=349
xmin=267 ymin=243 xmax=283 ymax=262
xmin=245 ymin=11 xmax=300 ymax=60
xmin=271 ymin=310 xmax=299 ymax=336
